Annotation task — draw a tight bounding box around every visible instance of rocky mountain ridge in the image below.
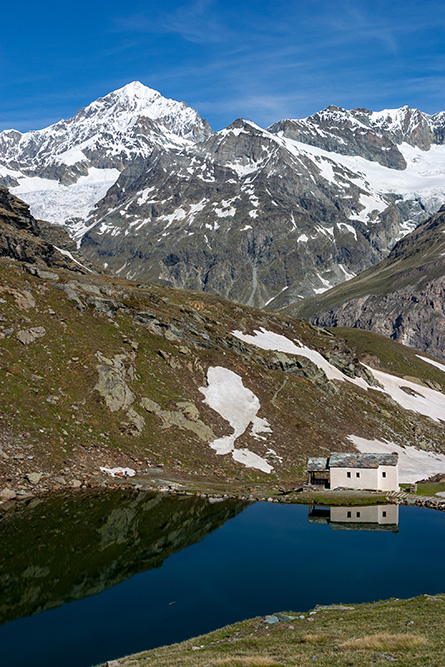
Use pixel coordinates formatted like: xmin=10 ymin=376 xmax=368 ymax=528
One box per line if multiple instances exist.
xmin=1 ymin=84 xmax=445 ymax=308
xmin=269 ymin=105 xmax=445 ymax=168
xmin=285 ymin=206 xmax=445 ymax=360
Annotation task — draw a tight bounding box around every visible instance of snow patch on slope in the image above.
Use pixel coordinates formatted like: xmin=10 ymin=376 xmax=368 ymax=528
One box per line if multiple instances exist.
xmin=199 ymin=366 xmax=273 ymax=473
xmin=233 ymin=328 xmax=445 ymax=423
xmin=232 ymin=328 xmax=368 ymax=387
xmin=416 ymin=355 xmax=445 ymax=375
xmin=11 ymin=168 xmax=120 ymax=225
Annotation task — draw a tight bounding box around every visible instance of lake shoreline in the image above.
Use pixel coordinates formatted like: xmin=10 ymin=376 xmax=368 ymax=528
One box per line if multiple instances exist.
xmin=2 ymin=473 xmax=445 ymax=513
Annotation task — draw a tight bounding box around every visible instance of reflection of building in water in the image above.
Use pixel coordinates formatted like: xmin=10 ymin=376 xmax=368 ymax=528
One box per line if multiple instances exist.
xmin=308 ymin=504 xmax=399 ymax=532
xmin=307 ymin=453 xmax=399 ymax=491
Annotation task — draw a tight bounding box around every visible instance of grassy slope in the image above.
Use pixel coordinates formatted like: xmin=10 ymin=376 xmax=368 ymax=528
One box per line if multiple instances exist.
xmin=1 ymin=256 xmax=445 ymax=495
xmin=100 ymin=595 xmax=445 ymax=667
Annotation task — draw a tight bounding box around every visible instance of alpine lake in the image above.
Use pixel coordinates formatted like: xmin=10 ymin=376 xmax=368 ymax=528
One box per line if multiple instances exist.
xmin=1 ymin=489 xmax=445 ymax=667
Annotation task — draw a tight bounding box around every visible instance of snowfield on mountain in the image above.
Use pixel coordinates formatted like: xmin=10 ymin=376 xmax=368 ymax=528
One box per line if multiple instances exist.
xmin=2 ymin=83 xmax=445 ymax=309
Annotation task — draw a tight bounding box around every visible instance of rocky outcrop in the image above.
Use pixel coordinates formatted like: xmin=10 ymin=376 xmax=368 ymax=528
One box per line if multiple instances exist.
xmin=0 ymin=185 xmax=91 ymax=271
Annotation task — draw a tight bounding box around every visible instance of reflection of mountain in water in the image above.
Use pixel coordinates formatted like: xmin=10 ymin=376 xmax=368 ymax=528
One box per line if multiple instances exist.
xmin=308 ymin=505 xmax=399 ymax=532
xmin=0 ymin=490 xmax=246 ymax=625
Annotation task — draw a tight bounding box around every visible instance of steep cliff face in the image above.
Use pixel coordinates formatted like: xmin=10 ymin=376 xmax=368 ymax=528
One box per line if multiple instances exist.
xmin=1 ymin=84 xmax=444 ymax=307
xmin=0 ymin=185 xmax=90 ymax=270
xmin=286 ymin=207 xmax=445 ymax=360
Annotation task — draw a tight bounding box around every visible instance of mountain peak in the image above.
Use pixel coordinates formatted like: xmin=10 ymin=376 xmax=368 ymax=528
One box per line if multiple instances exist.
xmin=106 ymin=81 xmax=162 ymax=104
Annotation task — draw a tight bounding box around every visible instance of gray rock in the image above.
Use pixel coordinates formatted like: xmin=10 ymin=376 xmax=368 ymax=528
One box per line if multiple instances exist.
xmin=16 ymin=326 xmax=46 ymax=345
xmin=0 ymin=488 xmax=16 ymax=500
xmin=94 ymin=352 xmax=135 ymax=412
xmin=25 ymin=264 xmax=59 ymax=281
xmin=26 ymin=472 xmax=42 ymax=484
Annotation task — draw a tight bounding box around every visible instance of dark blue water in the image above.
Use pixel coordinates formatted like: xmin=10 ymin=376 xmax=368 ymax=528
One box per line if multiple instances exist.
xmin=1 ymin=502 xmax=445 ymax=667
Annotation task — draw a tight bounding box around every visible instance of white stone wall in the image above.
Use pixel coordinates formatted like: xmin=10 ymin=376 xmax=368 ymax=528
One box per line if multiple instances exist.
xmin=330 ymin=466 xmax=378 ymax=490
xmin=330 ymin=465 xmax=398 ymax=491
xmin=378 ymin=464 xmax=398 ymax=491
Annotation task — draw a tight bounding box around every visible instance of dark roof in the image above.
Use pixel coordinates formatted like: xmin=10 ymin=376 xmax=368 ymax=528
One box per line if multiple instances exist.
xmin=307 ymin=452 xmax=398 ymax=471
xmin=329 ymin=452 xmax=398 ymax=468
xmin=307 ymin=457 xmax=329 ymax=472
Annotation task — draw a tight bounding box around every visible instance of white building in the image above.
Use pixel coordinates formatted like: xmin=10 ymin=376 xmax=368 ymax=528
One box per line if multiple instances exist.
xmin=307 ymin=452 xmax=399 ymax=492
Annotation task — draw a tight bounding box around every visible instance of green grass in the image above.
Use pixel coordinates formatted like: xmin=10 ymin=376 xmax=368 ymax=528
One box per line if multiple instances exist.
xmin=413 ymin=482 xmax=445 ymax=497
xmin=1 ymin=256 xmax=445 ymax=494
xmin=100 ymin=594 xmax=445 ymax=667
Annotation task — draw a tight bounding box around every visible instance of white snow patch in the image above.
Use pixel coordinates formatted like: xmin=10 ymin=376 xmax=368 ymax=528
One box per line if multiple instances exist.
xmin=54 ymin=246 xmax=93 ymax=273
xmin=11 ymin=168 xmax=120 ymax=226
xmin=349 ymin=192 xmax=387 ymax=223
xmin=348 ymin=435 xmax=445 ymax=484
xmin=199 ymin=366 xmax=273 ymax=473
xmin=365 ymin=365 xmax=445 ymax=424
xmin=338 ymin=222 xmax=358 ymax=240
xmin=263 ymin=286 xmax=289 ymax=308
xmin=416 ymin=355 xmax=445 ymax=375
xmin=53 ymin=147 xmax=87 ymax=166
xmin=99 ymin=466 xmax=136 ymax=477
xmin=233 ymin=330 xmax=445 ymax=422
xmin=297 ymin=233 xmax=309 ymax=243
xmin=232 ymin=328 xmax=365 ymax=385
xmin=338 ymin=264 xmax=356 ymax=280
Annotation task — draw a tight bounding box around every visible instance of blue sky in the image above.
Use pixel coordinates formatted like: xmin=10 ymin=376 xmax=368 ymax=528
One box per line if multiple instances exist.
xmin=1 ymin=0 xmax=444 ymax=132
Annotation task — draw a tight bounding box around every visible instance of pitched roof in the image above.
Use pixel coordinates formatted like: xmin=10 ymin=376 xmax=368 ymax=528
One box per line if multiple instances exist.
xmin=329 ymin=452 xmax=398 ymax=468
xmin=307 ymin=452 xmax=398 ymax=471
xmin=307 ymin=457 xmax=329 ymax=472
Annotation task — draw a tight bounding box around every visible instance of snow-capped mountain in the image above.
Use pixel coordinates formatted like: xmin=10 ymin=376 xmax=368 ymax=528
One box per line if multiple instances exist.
xmin=0 ymin=82 xmax=211 ymax=225
xmin=1 ymin=84 xmax=444 ymax=307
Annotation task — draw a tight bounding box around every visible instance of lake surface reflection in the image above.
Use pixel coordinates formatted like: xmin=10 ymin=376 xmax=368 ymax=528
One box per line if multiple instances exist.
xmin=1 ymin=493 xmax=444 ymax=667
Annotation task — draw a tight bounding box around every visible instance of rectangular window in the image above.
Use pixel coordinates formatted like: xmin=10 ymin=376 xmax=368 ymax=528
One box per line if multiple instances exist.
xmin=357 ymin=512 xmax=361 ymax=518
xmin=382 ymin=471 xmax=387 ymax=478
xmin=382 ymin=511 xmax=387 ymax=517
xmin=356 ymin=472 xmax=360 ymax=478
xmin=347 ymin=511 xmax=351 ymax=518
xmin=347 ymin=472 xmax=351 ymax=478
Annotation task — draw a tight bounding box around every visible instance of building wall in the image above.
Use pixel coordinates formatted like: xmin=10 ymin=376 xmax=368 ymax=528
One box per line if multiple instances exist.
xmin=330 ymin=465 xmax=398 ymax=491
xmin=330 ymin=466 xmax=378 ymax=490
xmin=378 ymin=464 xmax=399 ymax=491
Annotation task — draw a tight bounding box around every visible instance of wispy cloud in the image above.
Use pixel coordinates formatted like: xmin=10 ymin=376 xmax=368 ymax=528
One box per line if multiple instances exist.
xmin=112 ymin=0 xmax=232 ymax=44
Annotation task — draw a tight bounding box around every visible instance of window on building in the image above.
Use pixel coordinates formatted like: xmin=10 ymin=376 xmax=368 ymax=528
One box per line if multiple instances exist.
xmin=356 ymin=472 xmax=360 ymax=478
xmin=347 ymin=471 xmax=351 ymax=478
xmin=382 ymin=511 xmax=387 ymax=517
xmin=347 ymin=511 xmax=351 ymax=518
xmin=382 ymin=471 xmax=387 ymax=478
xmin=356 ymin=512 xmax=361 ymax=518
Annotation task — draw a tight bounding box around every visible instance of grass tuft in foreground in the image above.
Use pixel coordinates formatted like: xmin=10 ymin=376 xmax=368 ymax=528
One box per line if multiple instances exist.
xmin=210 ymin=658 xmax=282 ymax=667
xmin=339 ymin=632 xmax=427 ymax=651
